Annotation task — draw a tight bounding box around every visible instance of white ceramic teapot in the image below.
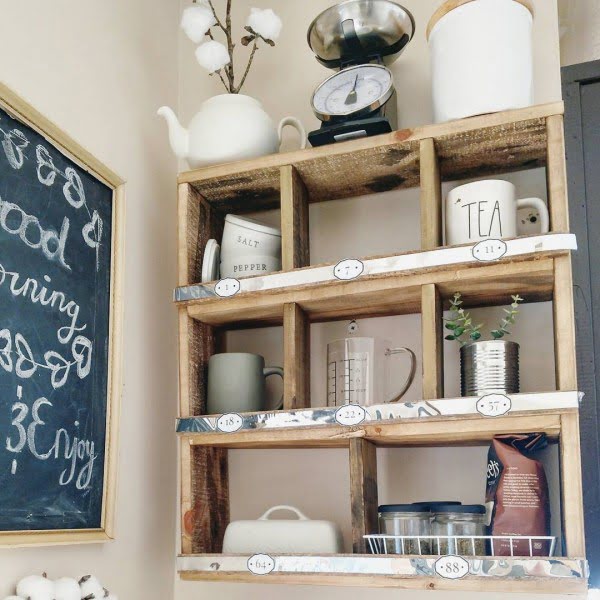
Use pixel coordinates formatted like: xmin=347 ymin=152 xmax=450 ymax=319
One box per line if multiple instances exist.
xmin=158 ymin=94 xmax=306 ymax=169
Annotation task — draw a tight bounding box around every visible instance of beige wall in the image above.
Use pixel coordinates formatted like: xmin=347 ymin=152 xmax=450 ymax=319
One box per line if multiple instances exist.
xmin=175 ymin=2 xmax=569 ymax=600
xmin=0 ymin=0 xmax=180 ymax=597
xmin=560 ymin=0 xmax=600 ymax=66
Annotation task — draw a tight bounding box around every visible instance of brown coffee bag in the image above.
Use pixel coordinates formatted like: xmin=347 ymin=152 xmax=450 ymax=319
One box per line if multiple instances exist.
xmin=485 ymin=434 xmax=551 ymax=556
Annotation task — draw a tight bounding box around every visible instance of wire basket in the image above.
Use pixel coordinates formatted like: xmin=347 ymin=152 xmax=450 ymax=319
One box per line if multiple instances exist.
xmin=364 ymin=534 xmax=557 ymax=557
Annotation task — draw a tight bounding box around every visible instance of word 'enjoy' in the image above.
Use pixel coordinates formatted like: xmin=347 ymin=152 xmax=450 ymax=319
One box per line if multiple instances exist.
xmin=6 ymin=392 xmax=97 ymax=489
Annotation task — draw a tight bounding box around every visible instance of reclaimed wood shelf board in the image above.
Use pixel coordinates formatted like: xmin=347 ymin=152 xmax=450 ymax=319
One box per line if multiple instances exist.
xmin=177 ymin=555 xmax=588 ymax=593
xmin=177 ymin=392 xmax=579 ymax=449
xmin=178 ymin=102 xmax=561 ymax=214
xmin=176 ymin=238 xmax=574 ymax=327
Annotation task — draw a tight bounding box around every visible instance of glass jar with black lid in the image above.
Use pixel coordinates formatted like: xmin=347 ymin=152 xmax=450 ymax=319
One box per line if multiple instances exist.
xmin=431 ymin=504 xmax=487 ymax=556
xmin=378 ymin=504 xmax=432 ymax=555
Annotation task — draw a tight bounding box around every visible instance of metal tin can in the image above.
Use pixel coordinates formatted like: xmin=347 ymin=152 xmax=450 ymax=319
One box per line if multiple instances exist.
xmin=460 ymin=340 xmax=520 ymax=397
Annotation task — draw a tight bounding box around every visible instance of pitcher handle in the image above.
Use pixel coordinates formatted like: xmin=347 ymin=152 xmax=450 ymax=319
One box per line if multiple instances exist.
xmin=264 ymin=366 xmax=284 ymax=410
xmin=385 ymin=347 xmax=417 ymax=403
xmin=278 ymin=117 xmax=307 ymax=150
xmin=517 ymin=198 xmax=549 ymax=234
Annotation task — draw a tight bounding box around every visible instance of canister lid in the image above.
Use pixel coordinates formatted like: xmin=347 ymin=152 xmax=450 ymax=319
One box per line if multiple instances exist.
xmin=379 ymin=504 xmax=431 ymax=513
xmin=225 ymin=214 xmax=282 ymax=238
xmin=426 ymin=0 xmax=535 ymax=41
xmin=434 ymin=504 xmax=486 ymax=514
xmin=412 ymin=501 xmax=462 ymax=511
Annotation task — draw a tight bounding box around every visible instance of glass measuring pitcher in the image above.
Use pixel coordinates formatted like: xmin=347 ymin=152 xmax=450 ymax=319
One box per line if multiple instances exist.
xmin=326 ymin=337 xmax=416 ymax=407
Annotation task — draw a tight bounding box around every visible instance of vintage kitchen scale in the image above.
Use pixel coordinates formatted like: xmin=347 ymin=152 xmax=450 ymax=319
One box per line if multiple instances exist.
xmin=307 ymin=0 xmax=415 ymax=147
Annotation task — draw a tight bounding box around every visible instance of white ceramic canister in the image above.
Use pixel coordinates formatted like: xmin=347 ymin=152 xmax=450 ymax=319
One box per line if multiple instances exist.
xmin=221 ymin=214 xmax=282 ymax=259
xmin=427 ymin=0 xmax=534 ymax=123
xmin=220 ymin=254 xmax=282 ymax=279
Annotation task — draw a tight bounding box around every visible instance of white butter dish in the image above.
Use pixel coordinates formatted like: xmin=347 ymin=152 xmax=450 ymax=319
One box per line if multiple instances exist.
xmin=222 ymin=505 xmax=344 ymax=554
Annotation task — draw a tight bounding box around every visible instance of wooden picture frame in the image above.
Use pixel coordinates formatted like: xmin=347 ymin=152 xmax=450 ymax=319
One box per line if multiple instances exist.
xmin=0 ymin=82 xmax=124 ymax=546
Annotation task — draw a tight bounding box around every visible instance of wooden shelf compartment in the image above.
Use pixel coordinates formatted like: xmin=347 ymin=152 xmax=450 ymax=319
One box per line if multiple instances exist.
xmin=177 ymin=554 xmax=588 ymax=593
xmin=177 ymin=103 xmax=569 ymax=292
xmin=177 ymin=403 xmax=584 ymax=559
xmin=178 ymin=424 xmax=587 ymax=591
xmin=178 ymin=102 xmax=562 ymax=214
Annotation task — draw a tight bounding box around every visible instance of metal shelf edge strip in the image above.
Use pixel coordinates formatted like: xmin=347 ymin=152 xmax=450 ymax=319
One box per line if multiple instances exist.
xmin=176 ymin=391 xmax=580 ymax=434
xmin=173 ymin=234 xmax=577 ymax=303
xmin=176 ymin=555 xmax=589 ymax=579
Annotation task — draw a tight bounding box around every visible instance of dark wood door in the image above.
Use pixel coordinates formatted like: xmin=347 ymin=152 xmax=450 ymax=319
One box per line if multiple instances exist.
xmin=563 ymin=59 xmax=600 ymax=586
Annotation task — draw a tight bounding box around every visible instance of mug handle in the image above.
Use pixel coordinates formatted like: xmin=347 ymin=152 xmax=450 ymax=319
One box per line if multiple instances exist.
xmin=517 ymin=198 xmax=549 ymax=234
xmin=278 ymin=117 xmax=307 ymax=150
xmin=385 ymin=347 xmax=417 ymax=403
xmin=263 ymin=366 xmax=284 ymax=410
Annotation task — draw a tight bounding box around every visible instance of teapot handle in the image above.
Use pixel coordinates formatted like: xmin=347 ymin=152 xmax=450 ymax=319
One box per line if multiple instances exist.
xmin=385 ymin=347 xmax=417 ymax=403
xmin=278 ymin=117 xmax=307 ymax=150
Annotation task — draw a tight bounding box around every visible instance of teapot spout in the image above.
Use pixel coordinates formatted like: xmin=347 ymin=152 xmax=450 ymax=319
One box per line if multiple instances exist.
xmin=157 ymin=106 xmax=189 ymax=160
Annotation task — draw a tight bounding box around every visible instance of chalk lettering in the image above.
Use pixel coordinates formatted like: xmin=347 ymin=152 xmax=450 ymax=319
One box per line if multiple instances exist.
xmin=36 ymin=144 xmax=57 ymax=186
xmin=0 ymin=264 xmax=87 ymax=344
xmin=2 ymin=129 xmax=29 ymax=169
xmin=5 ymin=395 xmax=97 ymax=489
xmin=0 ymin=195 xmax=71 ymax=270
xmin=0 ymin=328 xmax=92 ymax=388
xmin=63 ymin=167 xmax=85 ymax=209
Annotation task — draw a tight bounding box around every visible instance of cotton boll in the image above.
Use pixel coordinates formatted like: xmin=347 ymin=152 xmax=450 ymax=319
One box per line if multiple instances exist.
xmin=181 ymin=4 xmax=217 ymax=43
xmin=54 ymin=577 xmax=81 ymax=600
xmin=16 ymin=576 xmax=54 ymax=600
xmin=246 ymin=8 xmax=282 ymax=42
xmin=79 ymin=575 xmax=104 ymax=599
xmin=195 ymin=40 xmax=231 ymax=73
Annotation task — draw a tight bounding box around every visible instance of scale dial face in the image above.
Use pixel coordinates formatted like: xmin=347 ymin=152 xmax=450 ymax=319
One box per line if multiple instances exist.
xmin=312 ymin=64 xmax=394 ymax=121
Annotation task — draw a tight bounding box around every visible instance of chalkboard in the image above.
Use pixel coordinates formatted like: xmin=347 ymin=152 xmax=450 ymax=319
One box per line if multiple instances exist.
xmin=0 ymin=84 xmax=123 ymax=542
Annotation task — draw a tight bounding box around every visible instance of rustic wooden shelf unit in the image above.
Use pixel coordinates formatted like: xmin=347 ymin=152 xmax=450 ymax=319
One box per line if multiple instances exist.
xmin=175 ymin=102 xmax=587 ymax=593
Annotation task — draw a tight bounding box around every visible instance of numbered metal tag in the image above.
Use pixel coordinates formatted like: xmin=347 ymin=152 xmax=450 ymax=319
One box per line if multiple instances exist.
xmin=435 ymin=555 xmax=470 ymax=580
xmin=335 ymin=404 xmax=367 ymax=426
xmin=472 ymin=239 xmax=508 ymax=262
xmin=334 ymin=259 xmax=364 ymax=281
xmin=476 ymin=394 xmax=512 ymax=418
xmin=247 ymin=554 xmax=275 ymax=575
xmin=215 ymin=278 xmax=241 ymax=298
xmin=216 ymin=413 xmax=243 ymax=433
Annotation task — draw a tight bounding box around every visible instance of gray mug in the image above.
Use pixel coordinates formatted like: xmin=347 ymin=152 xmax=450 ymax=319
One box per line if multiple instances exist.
xmin=207 ymin=353 xmax=284 ymax=415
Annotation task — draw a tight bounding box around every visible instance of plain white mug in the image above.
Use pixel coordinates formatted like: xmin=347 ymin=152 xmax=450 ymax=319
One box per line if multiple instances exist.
xmin=445 ymin=180 xmax=549 ymax=246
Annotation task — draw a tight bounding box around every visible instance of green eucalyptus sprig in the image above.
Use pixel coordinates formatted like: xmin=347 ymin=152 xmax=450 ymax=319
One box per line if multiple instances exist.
xmin=444 ymin=292 xmax=483 ymax=346
xmin=491 ymin=294 xmax=524 ymax=340
xmin=444 ymin=292 xmax=524 ymax=347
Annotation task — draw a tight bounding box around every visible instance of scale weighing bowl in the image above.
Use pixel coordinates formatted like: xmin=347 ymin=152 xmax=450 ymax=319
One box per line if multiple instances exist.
xmin=308 ymin=0 xmax=415 ymax=68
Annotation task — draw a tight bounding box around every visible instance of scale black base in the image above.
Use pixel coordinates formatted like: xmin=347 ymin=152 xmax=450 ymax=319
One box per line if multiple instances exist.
xmin=308 ymin=116 xmax=393 ymax=147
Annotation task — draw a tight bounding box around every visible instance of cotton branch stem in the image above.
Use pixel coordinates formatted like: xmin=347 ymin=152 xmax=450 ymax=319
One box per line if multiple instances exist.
xmin=225 ymin=0 xmax=235 ymax=92
xmin=207 ymin=0 xmax=234 ymax=92
xmin=235 ymin=39 xmax=259 ymax=93
xmin=206 ymin=30 xmax=230 ymax=91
